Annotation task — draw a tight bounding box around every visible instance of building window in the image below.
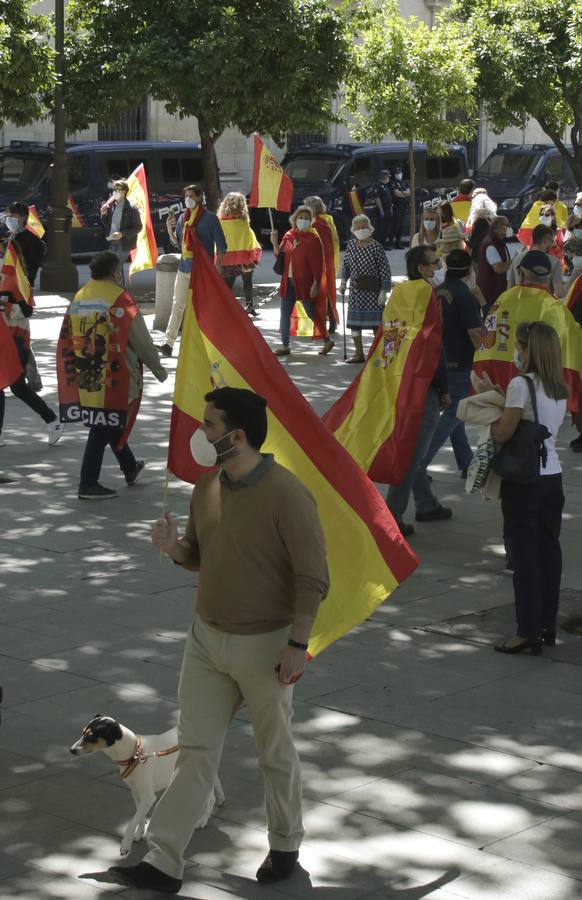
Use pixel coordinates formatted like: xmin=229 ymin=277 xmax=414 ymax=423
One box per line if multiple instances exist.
xmin=287 ymin=131 xmax=328 ymax=152
xmin=98 ymin=101 xmax=149 ymax=142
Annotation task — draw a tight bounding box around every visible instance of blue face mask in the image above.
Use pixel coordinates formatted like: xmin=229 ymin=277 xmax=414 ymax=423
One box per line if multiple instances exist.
xmin=513 ymin=349 xmax=524 ymax=370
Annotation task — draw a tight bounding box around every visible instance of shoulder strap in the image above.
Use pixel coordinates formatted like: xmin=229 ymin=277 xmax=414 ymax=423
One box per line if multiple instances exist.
xmin=521 ymin=375 xmax=540 ymax=425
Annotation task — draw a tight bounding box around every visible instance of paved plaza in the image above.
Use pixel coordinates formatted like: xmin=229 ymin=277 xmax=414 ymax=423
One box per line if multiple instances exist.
xmin=1 ymin=253 xmax=582 ymax=898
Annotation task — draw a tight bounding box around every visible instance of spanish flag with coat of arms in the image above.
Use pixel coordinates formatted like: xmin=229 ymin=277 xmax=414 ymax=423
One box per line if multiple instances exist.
xmin=323 ymin=280 xmax=442 ymax=485
xmin=248 ymin=135 xmax=293 ymax=212
xmin=127 ymin=163 xmax=158 ymax=278
xmin=473 ymin=284 xmax=582 ymax=416
xmin=167 ymin=241 xmax=418 ymax=658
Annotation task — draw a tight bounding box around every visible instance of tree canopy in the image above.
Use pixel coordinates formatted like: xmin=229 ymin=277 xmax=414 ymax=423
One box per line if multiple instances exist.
xmin=64 ymin=0 xmax=352 ymax=208
xmin=448 ymin=0 xmax=582 ymax=184
xmin=0 ymin=0 xmax=54 ymax=127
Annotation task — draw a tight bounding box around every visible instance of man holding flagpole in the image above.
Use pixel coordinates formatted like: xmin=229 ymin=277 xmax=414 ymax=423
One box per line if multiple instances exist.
xmin=111 ymin=386 xmax=329 ymax=894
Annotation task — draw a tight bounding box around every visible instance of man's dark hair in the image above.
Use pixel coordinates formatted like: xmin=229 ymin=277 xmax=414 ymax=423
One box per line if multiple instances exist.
xmin=184 ymin=184 xmax=204 ymax=196
xmin=459 ymin=178 xmax=474 ymax=195
xmin=89 ymin=250 xmax=121 ymax=280
xmin=532 ymin=223 xmax=554 ymax=245
xmin=544 ymin=180 xmax=559 ymax=192
xmin=538 ymin=188 xmax=557 ymax=202
xmin=406 ymin=245 xmax=434 ymax=280
xmin=204 ymin=387 xmax=268 ymax=449
xmin=445 ymin=248 xmax=472 ymax=279
xmin=6 ymin=201 xmax=29 ymax=223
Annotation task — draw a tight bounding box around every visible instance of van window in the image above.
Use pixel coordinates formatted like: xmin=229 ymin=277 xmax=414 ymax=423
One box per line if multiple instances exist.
xmin=284 ymin=155 xmax=342 ymax=183
xmin=160 ymin=157 xmax=204 ymax=185
xmin=478 ymin=151 xmax=541 ymax=178
xmin=68 ymin=154 xmax=89 ymax=190
xmin=0 ymin=153 xmax=48 ymax=186
xmin=162 ymin=158 xmax=181 ymax=183
xmin=349 ymin=156 xmax=372 ymax=186
xmin=426 ymin=157 xmax=440 ymax=180
xmin=425 ymin=156 xmax=462 ymax=180
xmin=181 ymin=157 xmax=203 ymax=183
xmin=543 ymin=154 xmax=563 ymax=182
xmin=103 ymin=157 xmax=144 ymax=179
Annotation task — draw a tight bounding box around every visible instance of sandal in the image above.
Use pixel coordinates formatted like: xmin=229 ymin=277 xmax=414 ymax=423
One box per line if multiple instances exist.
xmin=318 ymin=339 xmax=335 ymax=356
xmin=346 ymin=355 xmax=365 ymax=364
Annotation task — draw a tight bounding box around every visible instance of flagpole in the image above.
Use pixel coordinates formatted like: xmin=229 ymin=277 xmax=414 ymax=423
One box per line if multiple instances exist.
xmin=159 ymin=467 xmax=170 ymax=562
xmin=268 ymin=208 xmax=275 ymax=235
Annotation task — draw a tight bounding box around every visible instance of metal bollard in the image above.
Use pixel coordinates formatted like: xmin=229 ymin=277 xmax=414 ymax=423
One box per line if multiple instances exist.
xmin=153 ymin=253 xmax=181 ymax=332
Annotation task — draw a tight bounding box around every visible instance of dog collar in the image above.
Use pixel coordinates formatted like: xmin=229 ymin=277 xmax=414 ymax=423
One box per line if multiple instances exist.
xmin=116 ymin=736 xmax=179 ymax=780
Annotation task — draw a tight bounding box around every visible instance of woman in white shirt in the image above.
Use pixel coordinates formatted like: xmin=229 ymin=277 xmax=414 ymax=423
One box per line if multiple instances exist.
xmin=492 ymin=321 xmax=568 ymax=655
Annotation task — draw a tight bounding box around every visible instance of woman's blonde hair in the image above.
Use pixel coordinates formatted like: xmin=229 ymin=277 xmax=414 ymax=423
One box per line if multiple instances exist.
xmin=217 ymin=192 xmax=249 ymax=220
xmin=303 ymin=196 xmax=326 ymax=216
xmin=290 ymin=205 xmax=313 ymax=227
xmin=516 ymin=321 xmax=568 ymax=400
xmin=419 ymin=207 xmax=439 ymax=244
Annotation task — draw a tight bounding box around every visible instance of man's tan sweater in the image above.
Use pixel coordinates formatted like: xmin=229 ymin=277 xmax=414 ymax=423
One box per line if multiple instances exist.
xmin=180 ymin=456 xmax=329 ymax=634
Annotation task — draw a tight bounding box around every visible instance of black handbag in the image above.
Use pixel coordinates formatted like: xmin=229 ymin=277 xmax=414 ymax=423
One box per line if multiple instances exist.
xmin=273 ymin=250 xmax=285 ymax=276
xmin=492 ymin=376 xmax=551 ymax=484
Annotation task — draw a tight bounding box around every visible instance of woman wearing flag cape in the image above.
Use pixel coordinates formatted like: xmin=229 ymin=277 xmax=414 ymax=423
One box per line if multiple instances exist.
xmin=217 ymin=192 xmax=262 ymax=317
xmin=271 ymin=206 xmax=334 ymax=358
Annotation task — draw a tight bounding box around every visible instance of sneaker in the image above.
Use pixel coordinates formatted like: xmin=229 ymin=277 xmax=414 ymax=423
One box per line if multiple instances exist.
xmin=397 ymin=521 xmax=415 ymax=537
xmin=78 ymin=483 xmax=118 ymax=500
xmin=47 ymin=421 xmax=65 ymax=445
xmin=156 ymin=343 xmax=173 ymax=357
xmin=125 ymin=460 xmax=145 ymax=486
xmin=415 ymin=504 xmax=453 ymax=522
xmin=109 ymin=862 xmax=181 ymax=894
xmin=256 ymin=850 xmax=299 ymax=884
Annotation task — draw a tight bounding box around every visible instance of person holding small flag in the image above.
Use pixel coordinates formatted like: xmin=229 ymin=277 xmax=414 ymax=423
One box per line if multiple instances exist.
xmin=217 ymin=192 xmax=261 ymax=317
xmin=100 ymin=179 xmax=142 ymax=287
xmin=1 ymin=202 xmax=46 ymax=286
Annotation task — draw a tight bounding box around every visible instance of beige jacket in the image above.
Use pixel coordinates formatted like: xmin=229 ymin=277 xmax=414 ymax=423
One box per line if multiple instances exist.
xmin=457 ymin=390 xmax=504 ymax=500
xmin=126 ymin=311 xmax=167 ymax=403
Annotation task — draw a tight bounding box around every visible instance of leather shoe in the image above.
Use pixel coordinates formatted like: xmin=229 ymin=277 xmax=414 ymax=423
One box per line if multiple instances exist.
xmin=397 ymin=521 xmax=415 ymax=537
xmin=256 ymin=850 xmax=299 ymax=883
xmin=415 ymin=504 xmax=452 ymax=522
xmin=156 ymin=343 xmax=173 ymax=357
xmin=109 ymin=861 xmax=182 ymax=894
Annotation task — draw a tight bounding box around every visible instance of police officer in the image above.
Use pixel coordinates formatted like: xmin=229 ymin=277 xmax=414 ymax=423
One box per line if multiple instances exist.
xmin=369 ymin=169 xmax=393 ymax=249
xmin=389 ymin=165 xmax=411 ymax=250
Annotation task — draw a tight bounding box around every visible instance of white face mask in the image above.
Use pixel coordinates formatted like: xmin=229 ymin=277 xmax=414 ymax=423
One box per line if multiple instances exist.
xmin=5 ymin=216 xmax=21 ymax=233
xmin=505 ymin=226 xmax=513 ymax=238
xmin=189 ymin=427 xmax=237 ymax=467
xmin=572 ymin=229 xmax=582 ymax=239
xmin=574 ymin=205 xmax=582 ymax=218
xmin=296 ymin=218 xmax=311 ymax=231
xmin=185 ymin=196 xmax=197 ymax=209
xmin=353 ymin=228 xmax=372 ymax=240
xmin=539 ymin=215 xmax=552 ymax=226
xmin=394 ymin=173 xmax=403 ymax=181
xmin=424 ymin=219 xmax=437 ymax=231
xmin=113 ymin=191 xmax=122 ymax=202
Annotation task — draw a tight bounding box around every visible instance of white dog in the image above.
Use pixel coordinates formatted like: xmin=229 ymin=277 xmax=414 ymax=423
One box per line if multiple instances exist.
xmin=70 ymin=714 xmax=225 ymax=856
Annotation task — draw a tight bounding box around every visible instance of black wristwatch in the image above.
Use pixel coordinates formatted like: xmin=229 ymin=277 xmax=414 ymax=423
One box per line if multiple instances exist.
xmin=288 ymin=638 xmax=308 ymax=651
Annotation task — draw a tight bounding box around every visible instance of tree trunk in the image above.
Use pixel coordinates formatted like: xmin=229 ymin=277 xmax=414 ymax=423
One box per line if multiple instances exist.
xmin=408 ymin=139 xmax=416 ymax=241
xmin=199 ymin=120 xmax=221 ymax=212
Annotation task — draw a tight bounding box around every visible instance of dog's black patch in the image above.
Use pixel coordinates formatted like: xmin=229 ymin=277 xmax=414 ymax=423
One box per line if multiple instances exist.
xmin=86 ymin=716 xmax=123 ymax=746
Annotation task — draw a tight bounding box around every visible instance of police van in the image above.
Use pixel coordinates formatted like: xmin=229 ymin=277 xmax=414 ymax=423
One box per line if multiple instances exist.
xmin=250 ymin=141 xmax=469 ymax=244
xmin=0 ymin=140 xmax=218 ymax=257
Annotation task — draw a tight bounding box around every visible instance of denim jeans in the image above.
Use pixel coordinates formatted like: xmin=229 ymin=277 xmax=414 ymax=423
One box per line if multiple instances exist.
xmin=386 ymin=386 xmax=441 ymax=523
xmin=80 ymin=425 xmax=137 ymax=486
xmin=280 ymin=279 xmax=316 ymax=346
xmin=422 ymin=368 xmax=473 ymax=473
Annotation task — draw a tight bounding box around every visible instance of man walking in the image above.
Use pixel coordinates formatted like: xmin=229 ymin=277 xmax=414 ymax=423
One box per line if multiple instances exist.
xmin=388 ymin=165 xmax=411 ymax=249
xmin=100 ymin=179 xmax=142 ymax=287
xmin=156 ymin=184 xmax=226 ymax=358
xmin=111 ymin=387 xmax=329 ymax=894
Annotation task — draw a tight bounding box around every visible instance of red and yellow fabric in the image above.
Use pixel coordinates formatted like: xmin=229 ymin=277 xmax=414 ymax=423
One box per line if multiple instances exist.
xmin=0 ymin=241 xmax=33 ymax=350
xmin=566 ymin=271 xmax=582 ymax=316
xmin=0 ymin=313 xmax=24 ymax=389
xmin=347 ymin=188 xmax=365 ymax=217
xmin=517 ymin=199 xmax=569 ymax=246
xmin=127 ymin=163 xmax=159 ymax=278
xmin=323 ymin=280 xmax=442 ymax=485
xmin=26 ymin=206 xmax=45 ymax=239
xmin=168 ymin=242 xmax=418 ymax=658
xmin=57 ymin=279 xmax=139 ymax=441
xmin=313 ymin=213 xmax=340 ymax=324
xmin=277 ymin=227 xmax=327 ymax=339
xmin=248 ymin=134 xmax=293 ymax=212
xmin=181 ymin=204 xmax=205 ymax=262
xmin=67 ymin=194 xmax=87 ymax=229
xmin=450 ymin=194 xmax=472 ymax=225
xmin=219 ymin=216 xmax=262 ymax=266
xmin=473 ymin=284 xmax=582 ymax=416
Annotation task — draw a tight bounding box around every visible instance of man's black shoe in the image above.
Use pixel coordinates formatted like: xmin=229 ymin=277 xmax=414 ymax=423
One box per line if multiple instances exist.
xmin=256 ymin=850 xmax=299 ymax=883
xmin=109 ymin=862 xmax=182 ymax=894
xmin=397 ymin=521 xmax=415 ymax=537
xmin=415 ymin=504 xmax=452 ymax=522
xmin=570 ymin=434 xmax=582 ymax=451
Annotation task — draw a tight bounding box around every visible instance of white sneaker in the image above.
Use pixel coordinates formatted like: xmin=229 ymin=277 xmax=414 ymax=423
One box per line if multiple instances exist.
xmin=47 ymin=421 xmax=65 ymax=446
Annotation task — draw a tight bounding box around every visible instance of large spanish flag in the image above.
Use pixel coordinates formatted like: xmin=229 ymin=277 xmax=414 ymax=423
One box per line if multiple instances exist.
xmin=219 ymin=217 xmax=262 ymax=266
xmin=127 ymin=163 xmax=158 ymax=278
xmin=67 ymin=194 xmax=87 ymax=229
xmin=168 ymin=243 xmax=418 ymax=657
xmin=473 ymin=284 xmax=582 ymax=416
xmin=517 ymin=199 xmax=568 ymax=246
xmin=323 ymin=280 xmax=442 ymax=485
xmin=0 ymin=241 xmax=33 ymax=306
xmin=27 ymin=206 xmax=45 ymax=239
xmin=248 ymin=135 xmax=293 ymax=212
xmin=566 ymin=272 xmax=582 ymax=317
xmin=450 ymin=194 xmax=472 ymax=225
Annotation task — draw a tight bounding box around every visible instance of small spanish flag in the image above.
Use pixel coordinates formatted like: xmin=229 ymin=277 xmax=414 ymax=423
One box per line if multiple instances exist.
xmin=67 ymin=194 xmax=87 ymax=229
xmin=168 ymin=241 xmax=418 ymax=658
xmin=248 ymin=135 xmax=293 ymax=212
xmin=473 ymin=284 xmax=582 ymax=416
xmin=347 ymin=188 xmax=364 ymax=217
xmin=127 ymin=163 xmax=158 ymax=278
xmin=0 ymin=314 xmax=23 ymax=390
xmin=450 ymin=195 xmax=472 ymax=225
xmin=0 ymin=241 xmax=33 ymax=306
xmin=27 ymin=206 xmax=45 ymax=239
xmin=517 ymin=199 xmax=569 ymax=246
xmin=323 ymin=280 xmax=442 ymax=485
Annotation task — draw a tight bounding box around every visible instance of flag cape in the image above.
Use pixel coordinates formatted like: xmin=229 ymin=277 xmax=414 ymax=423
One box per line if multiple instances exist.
xmin=127 ymin=164 xmax=158 ymax=278
xmin=473 ymin=284 xmax=582 ymax=416
xmin=450 ymin=195 xmax=471 ymax=225
xmin=0 ymin=242 xmax=33 ymax=306
xmin=279 ymin=228 xmax=327 ymax=339
xmin=0 ymin=314 xmax=23 ymax=389
xmin=57 ymin=279 xmax=139 ymax=436
xmin=517 ymin=199 xmax=568 ymax=246
xmin=182 ymin=205 xmax=205 ymax=262
xmin=313 ymin=213 xmax=340 ymax=323
xmin=168 ymin=243 xmax=418 ymax=657
xmin=323 ymin=280 xmax=442 ymax=485
xmin=347 ymin=189 xmax=365 ymax=217
xmin=26 ymin=206 xmax=45 ymax=238
xmin=248 ymin=135 xmax=293 ymax=212
xmin=219 ymin=217 xmax=262 ymax=266
xmin=67 ymin=194 xmax=87 ymax=228
xmin=566 ymin=272 xmax=582 ymax=315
